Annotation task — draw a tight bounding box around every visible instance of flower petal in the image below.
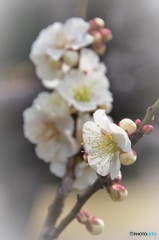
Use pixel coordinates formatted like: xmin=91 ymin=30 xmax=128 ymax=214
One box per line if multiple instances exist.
xmin=93 ymin=109 xmax=111 ymax=132
xmin=110 ymin=123 xmax=131 ymax=152
xmin=110 ymin=153 xmax=121 ymax=179
xmin=49 ymin=161 xmax=66 ymax=177
xmin=64 ymin=17 xmax=89 ymax=39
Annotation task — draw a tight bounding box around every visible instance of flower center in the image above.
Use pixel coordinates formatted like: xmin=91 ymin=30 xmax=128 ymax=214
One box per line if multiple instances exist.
xmin=37 ymin=121 xmax=60 ymax=141
xmin=84 ymin=128 xmax=121 ymax=167
xmin=73 ymin=85 xmax=93 ymax=102
xmin=100 ymin=130 xmax=119 ymax=154
xmin=46 ymin=55 xmax=62 ymax=69
xmin=55 ymin=32 xmax=71 ymax=49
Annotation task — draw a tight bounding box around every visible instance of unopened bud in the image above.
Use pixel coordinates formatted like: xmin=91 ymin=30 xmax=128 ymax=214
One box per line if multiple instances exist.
xmin=120 ymin=149 xmax=137 ymax=166
xmin=92 ymin=41 xmax=106 ymax=55
xmin=85 ymin=217 xmax=105 ymax=235
xmin=135 ymin=119 xmax=141 ymax=127
xmin=107 ymin=184 xmax=128 ymax=201
xmin=91 ymin=30 xmax=102 ymax=43
xmin=63 ymin=50 xmax=79 ymax=67
xmin=89 ymin=18 xmax=105 ymax=30
xmin=76 ymin=210 xmax=90 ymax=224
xmin=142 ymin=125 xmax=154 ymax=135
xmin=119 ymin=118 xmax=137 ymax=135
xmin=114 ymin=171 xmax=122 ymax=183
xmin=99 ymin=28 xmax=113 ymax=42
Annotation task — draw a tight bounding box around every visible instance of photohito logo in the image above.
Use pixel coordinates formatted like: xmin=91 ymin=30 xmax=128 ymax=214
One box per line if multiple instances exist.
xmin=130 ymin=231 xmax=157 ymax=237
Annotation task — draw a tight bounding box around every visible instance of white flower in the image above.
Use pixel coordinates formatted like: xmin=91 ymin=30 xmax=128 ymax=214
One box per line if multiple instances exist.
xmin=83 ymin=109 xmax=131 ymax=179
xmin=30 ymin=18 xmax=93 ymax=87
xmin=41 ymin=48 xmax=107 ymax=89
xmin=56 ymin=70 xmax=113 ymax=112
xmin=23 ymin=92 xmax=80 ymax=177
xmin=73 ymin=162 xmax=98 ymax=190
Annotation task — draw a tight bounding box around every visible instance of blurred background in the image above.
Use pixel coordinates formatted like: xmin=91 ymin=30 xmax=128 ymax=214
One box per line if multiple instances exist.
xmin=0 ymin=0 xmax=159 ymax=239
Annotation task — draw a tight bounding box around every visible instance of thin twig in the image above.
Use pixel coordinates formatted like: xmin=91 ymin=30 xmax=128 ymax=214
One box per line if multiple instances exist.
xmin=76 ymin=0 xmax=89 ymax=20
xmin=38 ymin=158 xmax=75 ymax=240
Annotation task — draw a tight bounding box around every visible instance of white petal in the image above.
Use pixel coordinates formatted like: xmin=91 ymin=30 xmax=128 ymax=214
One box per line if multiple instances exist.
xmin=49 ymin=161 xmax=66 ymax=178
xmin=70 ymin=34 xmax=93 ymax=50
xmin=46 ymin=48 xmax=64 ymax=61
xmin=93 ymin=109 xmax=111 ymax=132
xmin=89 ymin=155 xmax=112 ymax=176
xmin=35 ymin=140 xmax=59 ymax=163
xmin=79 ymin=48 xmax=100 ymax=72
xmin=73 ymin=162 xmax=97 ymax=190
xmin=42 ymin=79 xmax=60 ymax=89
xmin=64 ymin=17 xmax=89 ymax=39
xmin=110 ymin=154 xmax=121 ymax=179
xmin=83 ymin=121 xmax=100 ymax=151
xmin=110 ymin=123 xmax=131 ymax=152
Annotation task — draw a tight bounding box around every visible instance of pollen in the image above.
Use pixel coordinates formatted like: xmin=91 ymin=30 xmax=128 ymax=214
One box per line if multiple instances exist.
xmin=84 ymin=128 xmax=120 ymax=165
xmin=73 ymin=85 xmax=93 ymax=102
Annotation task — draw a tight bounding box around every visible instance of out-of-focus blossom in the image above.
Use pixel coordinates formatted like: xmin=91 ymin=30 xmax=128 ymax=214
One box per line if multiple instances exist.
xmin=76 ymin=113 xmax=92 ymax=144
xmin=83 ymin=109 xmax=131 ymax=179
xmin=41 ymin=48 xmax=107 ymax=89
xmin=30 ymin=18 xmax=93 ymax=87
xmin=23 ymin=92 xmax=79 ymax=177
xmin=56 ymin=70 xmax=113 ymax=112
xmin=73 ymin=162 xmax=98 ymax=190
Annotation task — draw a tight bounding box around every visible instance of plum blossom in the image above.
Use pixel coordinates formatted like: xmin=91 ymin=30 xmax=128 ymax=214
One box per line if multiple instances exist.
xmin=83 ymin=109 xmax=131 ymax=179
xmin=30 ymin=18 xmax=93 ymax=87
xmin=56 ymin=70 xmax=113 ymax=112
xmin=43 ymin=48 xmax=107 ymax=89
xmin=23 ymin=92 xmax=80 ymax=177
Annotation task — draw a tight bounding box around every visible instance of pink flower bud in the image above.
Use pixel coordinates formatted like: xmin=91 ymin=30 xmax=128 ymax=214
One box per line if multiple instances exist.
xmin=107 ymin=184 xmax=128 ymax=201
xmin=142 ymin=125 xmax=154 ymax=135
xmin=76 ymin=210 xmax=90 ymax=224
xmin=135 ymin=119 xmax=141 ymax=127
xmin=119 ymin=118 xmax=137 ymax=135
xmin=92 ymin=41 xmax=106 ymax=55
xmin=89 ymin=18 xmax=105 ymax=30
xmin=99 ymin=28 xmax=113 ymax=42
xmin=63 ymin=50 xmax=79 ymax=67
xmin=120 ymin=149 xmax=137 ymax=166
xmin=85 ymin=216 xmax=105 ymax=235
xmin=114 ymin=171 xmax=122 ymax=183
xmin=91 ymin=30 xmax=102 ymax=43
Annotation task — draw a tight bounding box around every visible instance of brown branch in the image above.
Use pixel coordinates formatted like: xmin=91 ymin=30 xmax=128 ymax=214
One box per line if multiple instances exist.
xmin=38 ymin=158 xmax=75 ymax=240
xmin=49 ymin=177 xmax=107 ymax=239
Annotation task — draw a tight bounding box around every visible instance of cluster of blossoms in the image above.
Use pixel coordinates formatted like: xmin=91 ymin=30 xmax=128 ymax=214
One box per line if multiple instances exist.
xmin=23 ymin=16 xmax=152 ymax=236
xmin=23 ymin=17 xmax=114 ymax=190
